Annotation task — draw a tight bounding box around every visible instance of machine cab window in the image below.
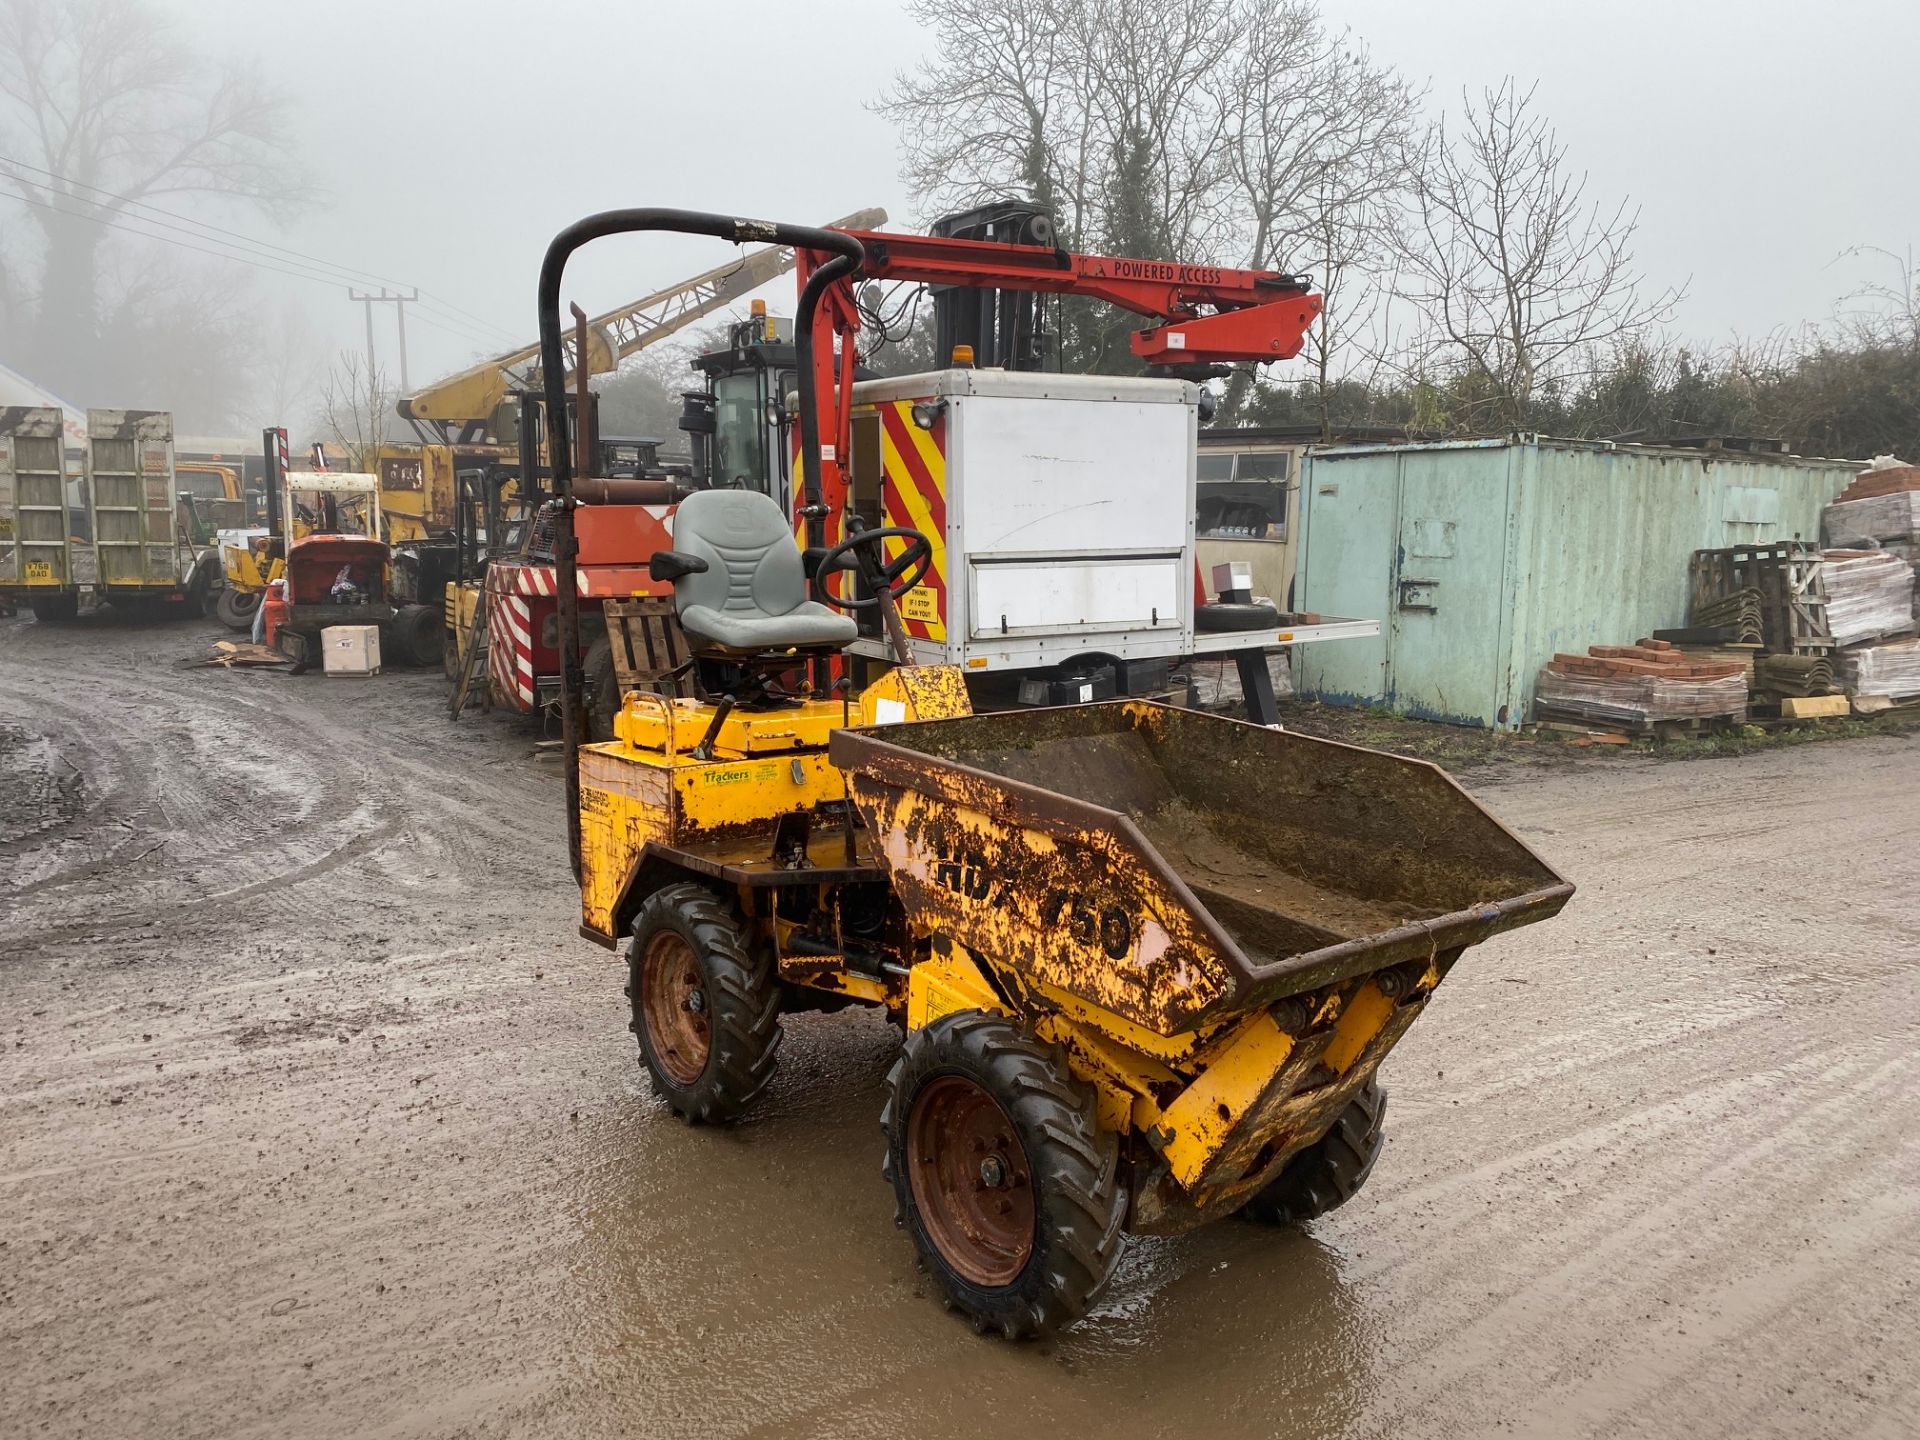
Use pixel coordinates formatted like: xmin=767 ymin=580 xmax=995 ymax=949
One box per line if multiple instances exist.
xmin=711 ymin=371 xmax=769 ymax=494
xmin=688 ymin=306 xmax=797 ymax=511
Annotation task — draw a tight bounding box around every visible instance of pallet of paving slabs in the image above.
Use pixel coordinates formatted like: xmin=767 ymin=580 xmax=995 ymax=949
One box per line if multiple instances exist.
xmin=1535 ymin=669 xmax=1748 ymax=727
xmin=1822 ymin=549 xmax=1916 ymax=647
xmin=1834 ymin=464 xmax=1920 ymax=504
xmin=1824 ymin=492 xmax=1920 ymax=548
xmin=1535 ymin=698 xmax=1740 ymax=738
xmin=1836 ymin=636 xmax=1920 ymax=700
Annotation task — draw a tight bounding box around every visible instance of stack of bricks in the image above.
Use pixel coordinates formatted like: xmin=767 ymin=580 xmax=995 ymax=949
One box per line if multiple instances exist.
xmin=1535 ymin=638 xmax=1750 ymax=730
xmin=1549 ymin=640 xmax=1746 ymax=682
xmin=1833 ymin=463 xmax=1920 ymax=506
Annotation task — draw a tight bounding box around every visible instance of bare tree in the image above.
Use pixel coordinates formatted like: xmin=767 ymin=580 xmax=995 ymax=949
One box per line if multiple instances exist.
xmin=0 ymin=0 xmax=303 ymax=397
xmin=93 ymin=247 xmax=255 ymax=429
xmin=879 ymin=0 xmax=1424 ymax=393
xmin=595 ymin=346 xmax=688 ymax=443
xmin=1282 ymin=197 xmax=1409 ymax=439
xmin=1833 ymin=244 xmax=1920 ymax=347
xmin=878 ymin=0 xmax=1090 ymax=238
xmin=314 ymin=352 xmax=393 ymax=466
xmin=1395 ymin=81 xmax=1680 ymax=432
xmin=1209 ymin=10 xmax=1420 ymax=425
xmin=1080 ymin=0 xmax=1241 ymax=258
xmin=881 ymin=0 xmax=1257 ymax=263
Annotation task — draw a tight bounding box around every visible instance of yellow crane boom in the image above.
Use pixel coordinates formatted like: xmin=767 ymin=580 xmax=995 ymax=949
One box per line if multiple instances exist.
xmin=398 ymin=207 xmax=886 ymax=436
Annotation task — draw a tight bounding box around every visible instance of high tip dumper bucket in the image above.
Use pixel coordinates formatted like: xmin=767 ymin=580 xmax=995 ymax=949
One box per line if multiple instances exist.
xmin=832 ymin=700 xmax=1573 ymax=1040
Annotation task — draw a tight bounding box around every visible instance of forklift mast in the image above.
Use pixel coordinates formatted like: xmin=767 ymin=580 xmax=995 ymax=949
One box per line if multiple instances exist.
xmin=929 ymin=201 xmax=1056 ymax=371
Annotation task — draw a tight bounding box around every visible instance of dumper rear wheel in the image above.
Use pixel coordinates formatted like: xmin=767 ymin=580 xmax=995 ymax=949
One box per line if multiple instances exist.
xmin=883 ymin=1012 xmax=1126 ymax=1339
xmin=626 ymin=883 xmax=780 ymax=1124
xmin=1238 ymin=1075 xmax=1386 ymax=1226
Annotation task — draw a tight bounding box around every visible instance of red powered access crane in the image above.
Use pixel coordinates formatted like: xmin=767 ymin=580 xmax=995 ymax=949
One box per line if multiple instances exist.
xmin=792 ymin=219 xmax=1324 ymax=544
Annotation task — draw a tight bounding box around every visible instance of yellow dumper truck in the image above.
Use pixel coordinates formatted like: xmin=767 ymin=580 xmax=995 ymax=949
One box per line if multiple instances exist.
xmin=544 ymin=209 xmax=1574 ymax=1338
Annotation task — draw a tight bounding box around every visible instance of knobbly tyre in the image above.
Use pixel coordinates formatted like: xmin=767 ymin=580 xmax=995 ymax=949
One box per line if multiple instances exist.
xmin=539 ymin=207 xmax=1575 ymax=1339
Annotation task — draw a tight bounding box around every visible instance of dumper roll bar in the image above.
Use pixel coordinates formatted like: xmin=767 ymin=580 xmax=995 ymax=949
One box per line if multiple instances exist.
xmin=536 ymin=210 xmax=865 ymax=879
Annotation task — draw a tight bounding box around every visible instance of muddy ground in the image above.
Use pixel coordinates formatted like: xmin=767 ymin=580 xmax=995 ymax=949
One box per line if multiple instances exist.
xmin=3 ymin=608 xmax=1918 ymax=1440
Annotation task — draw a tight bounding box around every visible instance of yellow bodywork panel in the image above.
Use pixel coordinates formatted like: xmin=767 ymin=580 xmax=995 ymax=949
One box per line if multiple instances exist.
xmin=906 ymin=949 xmax=1008 ymax=1031
xmin=221 ymin=542 xmax=280 ymax=593
xmin=1023 ymin=977 xmax=1223 ymax=1068
xmin=674 ymin=750 xmax=847 ymax=830
xmin=615 ymin=694 xmax=851 ymax=758
xmin=858 ymin=664 xmax=972 ymax=725
xmin=1320 ymin=981 xmax=1396 ymax=1075
xmin=445 ymin=579 xmax=483 ymax=638
xmin=577 ymin=741 xmax=847 ymax=935
xmin=578 ymin=748 xmax=674 ymax=935
xmin=1154 ymin=1013 xmax=1297 ymax=1187
xmin=577 ymin=667 xmax=968 ymax=938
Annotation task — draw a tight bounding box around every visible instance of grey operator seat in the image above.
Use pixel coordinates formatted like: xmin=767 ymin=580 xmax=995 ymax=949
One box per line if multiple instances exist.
xmin=659 ymin=488 xmax=858 ymax=653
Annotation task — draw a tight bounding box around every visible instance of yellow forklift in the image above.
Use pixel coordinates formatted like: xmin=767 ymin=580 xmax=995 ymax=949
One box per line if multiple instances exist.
xmin=541 ymin=209 xmax=1574 ymax=1338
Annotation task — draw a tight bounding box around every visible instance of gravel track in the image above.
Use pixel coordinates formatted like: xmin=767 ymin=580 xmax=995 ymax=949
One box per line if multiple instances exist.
xmin=3 ymin=608 xmax=1916 ymax=1439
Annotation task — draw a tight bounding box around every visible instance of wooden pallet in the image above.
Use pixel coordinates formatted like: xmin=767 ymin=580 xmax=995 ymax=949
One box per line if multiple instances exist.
xmin=604 ymin=597 xmax=697 ymax=700
xmin=1688 ymin=543 xmax=1832 ymax=653
xmin=1535 ymin=705 xmax=1741 ymax=741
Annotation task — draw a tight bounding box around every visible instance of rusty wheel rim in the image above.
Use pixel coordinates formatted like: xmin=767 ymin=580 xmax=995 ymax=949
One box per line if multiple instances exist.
xmin=640 ymin=932 xmax=710 ymax=1088
xmin=906 ymin=1076 xmax=1035 ymax=1288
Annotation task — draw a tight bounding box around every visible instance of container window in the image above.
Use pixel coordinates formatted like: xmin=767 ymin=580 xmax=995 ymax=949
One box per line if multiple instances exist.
xmin=1197 ymin=451 xmax=1289 ymax=540
xmin=1235 ymin=452 xmax=1290 ymax=482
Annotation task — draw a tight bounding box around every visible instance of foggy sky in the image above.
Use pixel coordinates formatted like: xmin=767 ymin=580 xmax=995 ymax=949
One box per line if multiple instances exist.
xmin=168 ymin=0 xmax=1920 ymax=408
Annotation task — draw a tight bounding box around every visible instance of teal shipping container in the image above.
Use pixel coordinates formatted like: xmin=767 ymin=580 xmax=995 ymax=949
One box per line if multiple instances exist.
xmin=1295 ymin=438 xmax=1858 ymax=728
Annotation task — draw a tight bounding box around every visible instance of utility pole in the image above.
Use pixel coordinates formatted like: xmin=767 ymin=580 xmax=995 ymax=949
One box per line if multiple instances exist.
xmin=347 ymin=288 xmax=420 ymax=392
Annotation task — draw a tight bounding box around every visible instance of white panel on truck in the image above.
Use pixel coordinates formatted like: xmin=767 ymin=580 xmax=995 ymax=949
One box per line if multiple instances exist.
xmin=956 ymin=395 xmax=1189 ymax=559
xmin=969 ymin=557 xmax=1184 ymax=637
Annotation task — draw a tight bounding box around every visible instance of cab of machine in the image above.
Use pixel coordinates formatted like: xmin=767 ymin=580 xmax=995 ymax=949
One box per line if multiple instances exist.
xmin=684 ymin=304 xmax=797 ymax=505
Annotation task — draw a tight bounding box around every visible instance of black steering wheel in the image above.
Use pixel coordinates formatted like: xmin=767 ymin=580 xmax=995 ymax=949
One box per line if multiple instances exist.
xmin=810 ymin=522 xmax=934 ymax=611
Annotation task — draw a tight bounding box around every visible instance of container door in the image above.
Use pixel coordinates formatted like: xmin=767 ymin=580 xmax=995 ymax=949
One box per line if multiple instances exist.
xmin=0 ymin=407 xmax=71 ymax=589
xmin=1383 ymin=447 xmax=1513 ymax=725
xmin=1295 ymin=451 xmax=1398 ymax=703
xmin=88 ymin=409 xmax=177 ymax=587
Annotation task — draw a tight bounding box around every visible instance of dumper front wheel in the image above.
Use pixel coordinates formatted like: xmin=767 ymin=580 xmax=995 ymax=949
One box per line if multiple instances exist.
xmin=1237 ymin=1075 xmax=1386 ymax=1226
xmin=883 ymin=1012 xmax=1126 ymax=1339
xmin=626 ymin=884 xmax=780 ymax=1124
